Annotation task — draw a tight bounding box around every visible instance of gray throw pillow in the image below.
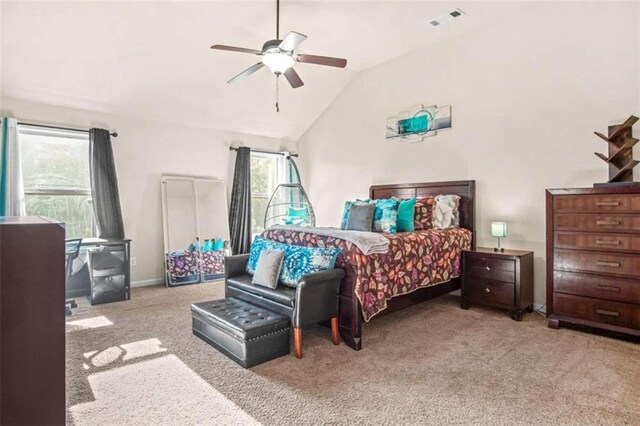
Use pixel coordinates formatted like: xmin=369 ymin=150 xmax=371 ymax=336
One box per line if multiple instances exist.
xmin=252 ymin=249 xmax=284 ymax=289
xmin=346 ymin=203 xmax=375 ymax=232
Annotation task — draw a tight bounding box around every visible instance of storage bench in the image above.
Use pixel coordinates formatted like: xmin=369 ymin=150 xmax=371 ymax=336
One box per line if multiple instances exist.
xmin=191 ymin=297 xmax=290 ymax=368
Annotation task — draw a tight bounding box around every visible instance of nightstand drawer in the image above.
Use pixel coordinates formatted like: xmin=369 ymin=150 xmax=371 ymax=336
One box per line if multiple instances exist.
xmin=553 ymin=293 xmax=640 ymax=329
xmin=553 ymin=271 xmax=640 ymax=304
xmin=465 ymin=277 xmax=515 ymax=306
xmin=554 ymin=213 xmax=640 ymax=233
xmin=554 ymin=194 xmax=640 ymax=213
xmin=554 ymin=249 xmax=640 ymax=278
xmin=466 ymin=256 xmax=515 ymax=282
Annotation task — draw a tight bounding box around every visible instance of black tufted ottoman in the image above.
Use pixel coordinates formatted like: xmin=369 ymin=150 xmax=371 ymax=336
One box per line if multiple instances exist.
xmin=191 ymin=298 xmax=290 ymax=368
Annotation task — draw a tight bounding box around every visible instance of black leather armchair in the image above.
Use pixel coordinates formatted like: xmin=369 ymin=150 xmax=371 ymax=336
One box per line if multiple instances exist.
xmin=225 ymin=254 xmax=345 ymax=358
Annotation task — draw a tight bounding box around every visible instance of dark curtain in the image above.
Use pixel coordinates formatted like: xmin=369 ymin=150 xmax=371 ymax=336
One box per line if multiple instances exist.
xmin=89 ymin=128 xmax=125 ymax=240
xmin=229 ymin=146 xmax=252 ymax=254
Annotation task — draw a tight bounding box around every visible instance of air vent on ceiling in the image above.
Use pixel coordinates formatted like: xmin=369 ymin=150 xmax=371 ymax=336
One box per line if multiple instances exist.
xmin=428 ymin=8 xmax=465 ymax=28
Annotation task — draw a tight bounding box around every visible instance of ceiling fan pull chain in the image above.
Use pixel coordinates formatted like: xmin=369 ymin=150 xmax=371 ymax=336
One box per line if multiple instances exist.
xmin=276 ymin=74 xmax=280 ymax=113
xmin=276 ymin=0 xmax=280 ymax=39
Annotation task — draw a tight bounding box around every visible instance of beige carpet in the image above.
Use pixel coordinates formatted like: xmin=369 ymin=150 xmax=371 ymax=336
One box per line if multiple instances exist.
xmin=66 ymin=282 xmax=639 ymax=425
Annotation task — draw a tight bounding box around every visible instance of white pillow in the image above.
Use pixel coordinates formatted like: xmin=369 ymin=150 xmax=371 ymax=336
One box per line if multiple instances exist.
xmin=432 ymin=195 xmax=461 ymax=229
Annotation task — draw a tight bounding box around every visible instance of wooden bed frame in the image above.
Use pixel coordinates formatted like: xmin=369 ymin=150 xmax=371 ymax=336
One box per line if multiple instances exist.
xmin=337 ymin=180 xmax=476 ymax=350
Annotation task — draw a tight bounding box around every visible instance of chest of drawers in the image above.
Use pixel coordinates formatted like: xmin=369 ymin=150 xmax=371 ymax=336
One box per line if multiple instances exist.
xmin=546 ymin=187 xmax=640 ymax=339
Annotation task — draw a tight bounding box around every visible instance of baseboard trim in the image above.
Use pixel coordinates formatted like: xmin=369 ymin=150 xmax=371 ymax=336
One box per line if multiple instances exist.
xmin=131 ymin=278 xmax=165 ymax=288
xmin=533 ymin=303 xmax=546 ymax=314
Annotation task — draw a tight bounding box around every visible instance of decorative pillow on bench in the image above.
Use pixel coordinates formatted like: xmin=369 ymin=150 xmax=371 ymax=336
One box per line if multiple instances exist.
xmin=252 ymin=249 xmax=284 ymax=289
xmin=247 ymin=236 xmax=341 ymax=288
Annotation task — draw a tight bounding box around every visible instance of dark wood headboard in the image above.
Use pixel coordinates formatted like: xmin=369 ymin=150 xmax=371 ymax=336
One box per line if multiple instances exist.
xmin=369 ymin=180 xmax=476 ymax=246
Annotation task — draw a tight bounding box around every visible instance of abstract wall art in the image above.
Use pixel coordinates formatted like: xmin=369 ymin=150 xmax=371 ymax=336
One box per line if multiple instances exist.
xmin=386 ymin=105 xmax=452 ymax=142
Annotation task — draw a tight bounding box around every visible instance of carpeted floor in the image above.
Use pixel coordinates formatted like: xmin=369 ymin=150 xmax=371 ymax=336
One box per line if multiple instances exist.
xmin=66 ymin=282 xmax=639 ymax=425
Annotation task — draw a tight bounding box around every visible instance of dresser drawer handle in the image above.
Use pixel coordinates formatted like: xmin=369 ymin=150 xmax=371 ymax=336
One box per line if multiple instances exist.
xmin=596 ymin=261 xmax=621 ymax=268
xmin=484 ymin=288 xmax=491 ymax=293
xmin=595 ymin=239 xmax=621 ymax=245
xmin=595 ymin=309 xmax=620 ymax=318
xmin=485 ymin=266 xmax=491 ymax=271
xmin=596 ymin=220 xmax=620 ymax=226
xmin=595 ymin=201 xmax=621 ymax=207
xmin=595 ymin=284 xmax=621 ymax=292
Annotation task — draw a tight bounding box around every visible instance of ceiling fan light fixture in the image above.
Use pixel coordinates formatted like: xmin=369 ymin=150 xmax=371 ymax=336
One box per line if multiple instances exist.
xmin=262 ymin=52 xmax=295 ymax=74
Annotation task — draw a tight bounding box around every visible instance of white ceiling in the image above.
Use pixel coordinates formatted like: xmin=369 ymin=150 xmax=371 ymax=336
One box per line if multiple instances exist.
xmin=1 ymin=1 xmax=535 ymax=141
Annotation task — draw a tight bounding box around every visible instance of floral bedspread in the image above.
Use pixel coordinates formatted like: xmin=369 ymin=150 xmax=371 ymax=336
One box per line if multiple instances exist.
xmin=262 ymin=227 xmax=472 ymax=321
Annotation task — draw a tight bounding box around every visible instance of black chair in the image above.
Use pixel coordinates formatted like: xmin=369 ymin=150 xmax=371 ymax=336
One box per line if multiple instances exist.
xmin=225 ymin=254 xmax=345 ymax=358
xmin=64 ymin=238 xmax=82 ymax=314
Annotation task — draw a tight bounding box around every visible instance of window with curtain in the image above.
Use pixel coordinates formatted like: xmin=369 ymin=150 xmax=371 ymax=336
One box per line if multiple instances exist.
xmin=250 ymin=152 xmax=288 ymax=236
xmin=18 ymin=125 xmax=96 ymax=238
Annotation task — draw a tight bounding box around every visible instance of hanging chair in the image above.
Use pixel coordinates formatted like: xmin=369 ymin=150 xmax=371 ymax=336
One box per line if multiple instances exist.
xmin=264 ymin=157 xmax=316 ymax=229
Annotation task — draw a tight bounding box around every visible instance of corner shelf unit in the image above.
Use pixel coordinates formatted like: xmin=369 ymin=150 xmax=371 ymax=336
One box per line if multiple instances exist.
xmin=594 ymin=115 xmax=639 ymax=184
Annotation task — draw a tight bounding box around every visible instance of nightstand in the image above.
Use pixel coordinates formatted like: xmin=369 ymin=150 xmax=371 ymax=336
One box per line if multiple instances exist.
xmin=461 ymin=248 xmax=534 ymax=321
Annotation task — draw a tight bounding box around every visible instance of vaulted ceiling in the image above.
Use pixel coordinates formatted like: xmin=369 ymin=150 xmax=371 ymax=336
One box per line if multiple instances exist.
xmin=1 ymin=1 xmax=534 ymax=141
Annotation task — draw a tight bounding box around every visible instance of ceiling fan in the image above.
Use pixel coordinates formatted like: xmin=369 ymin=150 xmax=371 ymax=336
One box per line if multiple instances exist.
xmin=210 ymin=0 xmax=347 ymax=91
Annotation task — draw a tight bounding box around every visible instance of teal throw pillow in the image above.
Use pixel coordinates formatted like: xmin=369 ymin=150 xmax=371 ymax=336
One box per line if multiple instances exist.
xmin=396 ymin=198 xmax=416 ymax=232
xmin=279 ymin=244 xmax=341 ymax=287
xmin=372 ymin=198 xmax=400 ymax=233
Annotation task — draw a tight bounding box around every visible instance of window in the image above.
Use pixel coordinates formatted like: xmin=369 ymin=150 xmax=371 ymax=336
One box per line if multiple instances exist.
xmin=250 ymin=152 xmax=288 ymax=236
xmin=18 ymin=125 xmax=96 ymax=238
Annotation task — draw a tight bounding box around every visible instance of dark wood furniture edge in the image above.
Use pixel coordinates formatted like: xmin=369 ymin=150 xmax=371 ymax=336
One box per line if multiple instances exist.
xmin=546 ymin=187 xmax=640 ymax=195
xmin=547 ymin=313 xmax=640 ymax=338
xmin=338 ymin=180 xmax=475 ymax=350
xmin=545 ymin=190 xmax=554 ymax=317
xmin=462 ymin=247 xmax=532 ymax=258
xmin=369 ymin=180 xmax=476 ymax=247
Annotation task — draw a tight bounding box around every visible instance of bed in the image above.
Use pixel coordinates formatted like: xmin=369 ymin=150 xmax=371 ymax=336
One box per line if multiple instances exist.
xmin=263 ymin=180 xmax=476 ymax=350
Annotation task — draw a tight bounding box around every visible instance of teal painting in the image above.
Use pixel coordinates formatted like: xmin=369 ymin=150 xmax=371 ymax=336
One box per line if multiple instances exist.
xmin=386 ymin=105 xmax=451 ymax=142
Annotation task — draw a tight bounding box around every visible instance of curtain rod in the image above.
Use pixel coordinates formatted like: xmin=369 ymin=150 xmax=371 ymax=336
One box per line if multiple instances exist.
xmin=18 ymin=121 xmax=118 ymax=138
xmin=229 ymin=146 xmax=298 ymax=157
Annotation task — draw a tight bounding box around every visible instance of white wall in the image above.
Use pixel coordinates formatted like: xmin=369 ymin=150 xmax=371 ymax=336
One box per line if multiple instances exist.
xmin=297 ymin=2 xmax=640 ymax=305
xmin=0 ymin=96 xmax=294 ymax=283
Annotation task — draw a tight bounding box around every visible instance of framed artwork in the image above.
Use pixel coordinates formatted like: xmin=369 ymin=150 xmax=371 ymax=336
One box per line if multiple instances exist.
xmin=386 ymin=105 xmax=451 ymax=142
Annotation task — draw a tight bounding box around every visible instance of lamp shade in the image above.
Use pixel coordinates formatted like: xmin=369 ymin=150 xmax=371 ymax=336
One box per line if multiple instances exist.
xmin=491 ymin=222 xmax=507 ymax=238
xmin=262 ymin=52 xmax=295 ymax=74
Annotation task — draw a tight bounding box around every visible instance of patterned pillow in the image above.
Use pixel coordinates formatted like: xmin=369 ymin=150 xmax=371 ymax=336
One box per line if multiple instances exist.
xmin=432 ymin=195 xmax=461 ymax=229
xmin=279 ymin=245 xmax=341 ymax=287
xmin=372 ymin=198 xmax=400 ymax=233
xmin=246 ymin=236 xmax=274 ymax=274
xmin=246 ymin=236 xmax=341 ymax=287
xmin=414 ymin=197 xmax=436 ymax=230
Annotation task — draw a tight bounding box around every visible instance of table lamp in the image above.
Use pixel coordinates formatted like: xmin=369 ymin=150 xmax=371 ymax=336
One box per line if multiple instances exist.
xmin=491 ymin=222 xmax=507 ymax=252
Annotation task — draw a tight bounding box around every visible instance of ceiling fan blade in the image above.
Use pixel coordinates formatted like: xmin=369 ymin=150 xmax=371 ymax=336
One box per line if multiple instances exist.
xmin=210 ymin=44 xmax=262 ymax=55
xmin=278 ymin=31 xmax=307 ymax=52
xmin=284 ymin=68 xmax=304 ymax=89
xmin=296 ymin=54 xmax=347 ymax=68
xmin=227 ymin=62 xmax=265 ymax=84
